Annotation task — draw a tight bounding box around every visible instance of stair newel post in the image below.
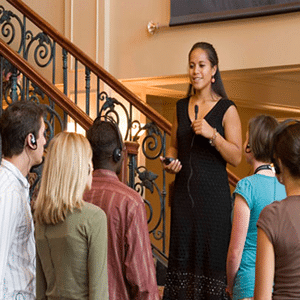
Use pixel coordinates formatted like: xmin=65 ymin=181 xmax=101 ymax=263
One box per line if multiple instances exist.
xmin=96 ymin=77 xmax=100 ymax=114
xmin=124 ymin=141 xmax=140 ymax=188
xmin=85 ymin=67 xmax=90 ymax=116
xmin=0 ymin=56 xmax=3 ymax=113
xmin=62 ymin=48 xmax=68 ymax=130
xmin=10 ymin=66 xmax=18 ymax=102
xmin=21 ymin=16 xmax=26 ymax=102
xmin=74 ymin=59 xmax=78 ymax=132
xmin=162 ymin=131 xmax=167 ymax=253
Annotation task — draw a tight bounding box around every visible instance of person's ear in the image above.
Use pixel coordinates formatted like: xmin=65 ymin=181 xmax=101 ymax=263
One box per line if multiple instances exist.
xmin=27 ymin=133 xmax=37 ymax=150
xmin=212 ymin=65 xmax=217 ymax=77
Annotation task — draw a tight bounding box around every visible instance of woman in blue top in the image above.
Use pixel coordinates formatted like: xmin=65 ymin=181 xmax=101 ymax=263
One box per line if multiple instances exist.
xmin=226 ymin=115 xmax=286 ymax=300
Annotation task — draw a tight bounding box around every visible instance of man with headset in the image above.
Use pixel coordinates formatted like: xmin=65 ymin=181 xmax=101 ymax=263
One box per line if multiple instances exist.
xmin=84 ymin=117 xmax=160 ymax=300
xmin=0 ymin=101 xmax=46 ymax=299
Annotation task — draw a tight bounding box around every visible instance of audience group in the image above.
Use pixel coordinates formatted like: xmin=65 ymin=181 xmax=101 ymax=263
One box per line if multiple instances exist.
xmin=0 ymin=102 xmax=159 ymax=300
xmin=1 ymin=45 xmax=300 ymax=300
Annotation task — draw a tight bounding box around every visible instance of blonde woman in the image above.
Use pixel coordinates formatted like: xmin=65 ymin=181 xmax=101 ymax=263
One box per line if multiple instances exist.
xmin=34 ymin=132 xmax=108 ymax=300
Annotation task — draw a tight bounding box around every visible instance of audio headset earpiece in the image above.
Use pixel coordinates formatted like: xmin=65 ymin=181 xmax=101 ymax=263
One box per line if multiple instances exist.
xmin=271 ymin=119 xmax=300 ymax=175
xmin=27 ymin=133 xmax=37 ymax=150
xmin=113 ymin=147 xmax=122 ymax=162
xmin=31 ymin=134 xmax=36 ymax=146
xmin=93 ymin=115 xmax=123 ymax=163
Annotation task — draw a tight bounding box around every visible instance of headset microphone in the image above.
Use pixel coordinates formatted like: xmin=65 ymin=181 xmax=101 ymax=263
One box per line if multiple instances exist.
xmin=195 ymin=105 xmax=199 ymax=120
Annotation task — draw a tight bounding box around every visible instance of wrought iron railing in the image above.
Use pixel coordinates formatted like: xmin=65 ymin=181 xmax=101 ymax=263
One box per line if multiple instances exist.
xmin=0 ymin=0 xmax=171 ymax=255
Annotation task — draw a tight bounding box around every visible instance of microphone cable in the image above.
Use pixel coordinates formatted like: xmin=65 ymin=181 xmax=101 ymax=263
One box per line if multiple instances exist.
xmin=187 ymin=105 xmax=198 ymax=207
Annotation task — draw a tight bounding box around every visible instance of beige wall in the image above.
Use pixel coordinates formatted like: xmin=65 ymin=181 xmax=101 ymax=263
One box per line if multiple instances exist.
xmin=21 ymin=0 xmax=300 ymax=80
xmin=22 ymin=0 xmax=104 ymax=66
xmin=108 ymin=0 xmax=300 ymax=79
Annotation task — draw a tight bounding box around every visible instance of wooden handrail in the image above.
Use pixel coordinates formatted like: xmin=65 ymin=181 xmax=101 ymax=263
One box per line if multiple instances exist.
xmin=227 ymin=168 xmax=240 ymax=187
xmin=0 ymin=38 xmax=93 ymax=130
xmin=7 ymin=0 xmax=172 ymax=136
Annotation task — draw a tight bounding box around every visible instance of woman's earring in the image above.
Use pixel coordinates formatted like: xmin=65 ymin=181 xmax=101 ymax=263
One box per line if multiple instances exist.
xmin=211 ymin=76 xmax=215 ymax=83
xmin=245 ymin=144 xmax=251 ymax=153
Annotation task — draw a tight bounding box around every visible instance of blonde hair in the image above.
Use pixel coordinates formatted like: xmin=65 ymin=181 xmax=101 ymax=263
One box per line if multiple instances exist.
xmin=34 ymin=131 xmax=92 ymax=225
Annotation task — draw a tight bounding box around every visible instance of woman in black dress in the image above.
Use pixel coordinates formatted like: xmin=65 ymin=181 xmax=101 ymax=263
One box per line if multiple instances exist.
xmin=161 ymin=42 xmax=242 ymax=300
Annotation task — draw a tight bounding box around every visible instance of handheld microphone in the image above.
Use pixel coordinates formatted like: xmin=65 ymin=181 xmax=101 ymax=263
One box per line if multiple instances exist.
xmin=195 ymin=105 xmax=199 ymax=120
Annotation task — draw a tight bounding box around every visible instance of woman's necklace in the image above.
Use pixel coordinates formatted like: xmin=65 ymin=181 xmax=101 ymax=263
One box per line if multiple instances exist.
xmin=254 ymin=164 xmax=272 ymax=174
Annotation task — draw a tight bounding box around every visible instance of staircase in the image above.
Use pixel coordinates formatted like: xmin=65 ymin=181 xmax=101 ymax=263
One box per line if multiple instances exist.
xmin=0 ymin=1 xmax=239 ymax=285
xmin=0 ymin=0 xmax=174 ymax=265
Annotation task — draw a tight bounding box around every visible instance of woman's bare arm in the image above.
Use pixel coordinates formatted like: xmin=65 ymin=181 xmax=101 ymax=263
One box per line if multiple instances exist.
xmin=254 ymin=228 xmax=275 ymax=300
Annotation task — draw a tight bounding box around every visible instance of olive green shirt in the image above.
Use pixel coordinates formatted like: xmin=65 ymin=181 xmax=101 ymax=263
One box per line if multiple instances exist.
xmin=36 ymin=202 xmax=108 ymax=300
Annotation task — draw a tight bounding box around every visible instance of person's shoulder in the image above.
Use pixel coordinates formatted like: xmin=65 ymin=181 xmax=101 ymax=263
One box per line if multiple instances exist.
xmin=82 ymin=202 xmax=106 ymax=219
xmin=177 ymin=96 xmax=189 ymax=106
xmin=0 ymin=162 xmax=15 ymax=181
xmin=235 ymin=175 xmax=253 ymax=191
xmin=177 ymin=96 xmax=189 ymax=102
xmin=278 ymin=195 xmax=300 ymax=210
xmin=0 ymin=167 xmax=24 ymax=196
xmin=74 ymin=203 xmax=107 ymax=235
xmin=219 ymin=98 xmax=236 ymax=109
xmin=260 ymin=198 xmax=283 ymax=218
xmin=221 ymin=97 xmax=235 ymax=104
xmin=117 ymin=182 xmax=144 ymax=203
xmin=245 ymin=174 xmax=273 ymax=184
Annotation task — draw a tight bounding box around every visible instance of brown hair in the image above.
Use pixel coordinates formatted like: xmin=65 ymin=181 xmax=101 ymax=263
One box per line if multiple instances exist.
xmin=0 ymin=101 xmax=45 ymax=157
xmin=272 ymin=121 xmax=300 ymax=178
xmin=248 ymin=115 xmax=279 ymax=163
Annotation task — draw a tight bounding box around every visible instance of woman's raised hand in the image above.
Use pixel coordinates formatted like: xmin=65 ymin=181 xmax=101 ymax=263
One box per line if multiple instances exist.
xmin=191 ymin=118 xmax=215 ymax=139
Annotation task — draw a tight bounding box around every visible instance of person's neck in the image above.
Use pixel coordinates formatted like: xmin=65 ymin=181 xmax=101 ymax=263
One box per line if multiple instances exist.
xmin=281 ymin=168 xmax=300 ymax=196
xmin=193 ymin=88 xmax=219 ymax=102
xmin=5 ymin=153 xmax=31 ymax=177
xmin=284 ymin=178 xmax=300 ymax=196
xmin=252 ymin=161 xmax=274 ymax=176
xmin=97 ymin=164 xmax=118 ymax=175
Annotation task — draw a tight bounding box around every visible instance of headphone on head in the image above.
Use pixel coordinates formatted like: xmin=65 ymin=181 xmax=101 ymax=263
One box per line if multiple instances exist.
xmin=271 ymin=119 xmax=300 ymax=175
xmin=93 ymin=115 xmax=123 ymax=163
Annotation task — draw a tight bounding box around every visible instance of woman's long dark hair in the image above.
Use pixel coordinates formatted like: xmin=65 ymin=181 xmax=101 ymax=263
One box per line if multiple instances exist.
xmin=187 ymin=42 xmax=228 ymax=99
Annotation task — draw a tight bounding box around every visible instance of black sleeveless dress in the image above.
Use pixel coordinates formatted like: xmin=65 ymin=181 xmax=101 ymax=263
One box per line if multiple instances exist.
xmin=163 ymin=98 xmax=234 ymax=300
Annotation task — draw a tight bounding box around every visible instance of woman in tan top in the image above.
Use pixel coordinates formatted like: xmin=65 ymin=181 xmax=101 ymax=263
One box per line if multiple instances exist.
xmin=255 ymin=120 xmax=300 ymax=300
xmin=34 ymin=132 xmax=108 ymax=300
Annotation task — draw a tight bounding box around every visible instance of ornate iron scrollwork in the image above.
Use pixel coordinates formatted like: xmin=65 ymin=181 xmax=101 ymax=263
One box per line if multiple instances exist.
xmin=0 ymin=6 xmax=24 ymax=52
xmin=0 ymin=2 xmax=168 ymax=255
xmin=98 ymin=90 xmax=167 ymax=251
xmin=24 ymin=32 xmax=54 ymax=68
